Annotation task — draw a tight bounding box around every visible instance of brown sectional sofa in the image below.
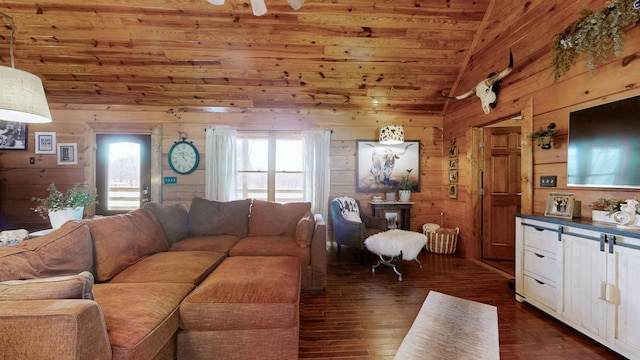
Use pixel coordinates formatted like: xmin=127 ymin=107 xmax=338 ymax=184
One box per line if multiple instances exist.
xmin=0 ymin=198 xmax=327 ymax=359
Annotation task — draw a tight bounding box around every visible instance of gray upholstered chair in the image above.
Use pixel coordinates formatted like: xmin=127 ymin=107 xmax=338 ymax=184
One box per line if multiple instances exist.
xmin=330 ymin=197 xmax=387 ymax=258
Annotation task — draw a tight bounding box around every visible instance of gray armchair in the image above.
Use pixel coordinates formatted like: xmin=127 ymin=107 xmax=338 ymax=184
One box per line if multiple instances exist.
xmin=330 ymin=197 xmax=387 ymax=258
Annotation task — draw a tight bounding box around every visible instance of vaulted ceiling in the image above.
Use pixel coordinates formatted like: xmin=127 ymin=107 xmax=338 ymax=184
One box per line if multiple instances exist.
xmin=0 ymin=0 xmax=491 ymax=115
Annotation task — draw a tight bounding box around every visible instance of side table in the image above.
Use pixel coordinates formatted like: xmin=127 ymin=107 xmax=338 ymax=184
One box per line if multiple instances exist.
xmin=370 ymin=201 xmax=414 ymax=230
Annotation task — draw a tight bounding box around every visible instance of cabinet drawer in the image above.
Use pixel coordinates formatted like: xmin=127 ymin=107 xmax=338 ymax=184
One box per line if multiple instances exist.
xmin=523 ymin=223 xmax=560 ymax=254
xmin=523 ymin=274 xmax=558 ymax=311
xmin=524 ymin=249 xmax=559 ymax=284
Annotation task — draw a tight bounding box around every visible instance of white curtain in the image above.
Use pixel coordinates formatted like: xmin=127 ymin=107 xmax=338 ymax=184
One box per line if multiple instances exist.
xmin=205 ymin=128 xmax=237 ymax=201
xmin=302 ymin=130 xmax=331 ymax=222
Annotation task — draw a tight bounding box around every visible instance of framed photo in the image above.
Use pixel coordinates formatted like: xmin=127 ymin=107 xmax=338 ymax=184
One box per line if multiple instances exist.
xmin=449 ymin=145 xmax=458 ymax=158
xmin=448 ymin=184 xmax=457 ymax=199
xmin=0 ymin=120 xmax=28 ymax=150
xmin=544 ymin=192 xmax=575 ymax=219
xmin=449 ymin=170 xmax=458 ymax=183
xmin=57 ymin=143 xmax=78 ymax=165
xmin=385 ymin=211 xmax=399 ymax=229
xmin=448 ymin=159 xmax=458 ymax=170
xmin=35 ymin=132 xmax=56 ymax=154
xmin=356 ymin=140 xmax=420 ymax=193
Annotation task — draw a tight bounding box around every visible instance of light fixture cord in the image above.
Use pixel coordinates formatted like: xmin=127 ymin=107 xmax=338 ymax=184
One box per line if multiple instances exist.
xmin=0 ymin=12 xmax=15 ymax=68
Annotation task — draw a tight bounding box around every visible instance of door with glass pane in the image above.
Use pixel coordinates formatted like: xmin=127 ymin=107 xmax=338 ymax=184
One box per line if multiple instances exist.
xmin=96 ymin=134 xmax=151 ymax=215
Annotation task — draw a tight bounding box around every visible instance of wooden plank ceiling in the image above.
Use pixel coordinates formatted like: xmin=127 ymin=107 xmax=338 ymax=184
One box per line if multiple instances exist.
xmin=0 ymin=0 xmax=490 ymax=114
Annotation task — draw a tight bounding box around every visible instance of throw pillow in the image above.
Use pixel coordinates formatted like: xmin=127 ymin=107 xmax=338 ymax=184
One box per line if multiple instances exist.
xmin=0 ymin=221 xmax=94 ymax=282
xmin=0 ymin=271 xmax=94 ymax=301
xmin=189 ymin=197 xmax=252 ymax=237
xmin=248 ymin=200 xmax=312 ymax=237
xmin=333 ymin=197 xmax=362 ymax=223
xmin=86 ymin=208 xmax=169 ymax=282
xmin=143 ymin=202 xmax=190 ymax=244
xmin=295 ymin=211 xmax=316 ymax=247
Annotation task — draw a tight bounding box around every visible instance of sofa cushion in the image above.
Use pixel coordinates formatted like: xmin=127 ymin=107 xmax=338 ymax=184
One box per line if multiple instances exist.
xmin=248 ymin=200 xmax=311 ymax=237
xmin=86 ymin=208 xmax=169 ymax=282
xmin=109 ymin=251 xmax=226 ymax=285
xmin=0 ymin=221 xmax=93 ymax=282
xmin=295 ymin=211 xmax=315 ymax=247
xmin=169 ymin=234 xmax=241 ymax=253
xmin=93 ymin=282 xmax=195 ymax=360
xmin=229 ymin=236 xmax=311 ymax=266
xmin=180 ymin=256 xmax=300 ymax=331
xmin=143 ymin=202 xmax=189 ymax=244
xmin=189 ymin=197 xmax=251 ymax=237
xmin=0 ymin=271 xmax=94 ymax=301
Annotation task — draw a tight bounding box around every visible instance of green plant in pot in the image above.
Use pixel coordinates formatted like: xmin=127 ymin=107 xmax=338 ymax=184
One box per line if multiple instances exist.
xmin=529 ymin=123 xmax=557 ymax=149
xmin=32 ymin=183 xmax=97 ymax=229
xmin=398 ymin=169 xmax=414 ymax=202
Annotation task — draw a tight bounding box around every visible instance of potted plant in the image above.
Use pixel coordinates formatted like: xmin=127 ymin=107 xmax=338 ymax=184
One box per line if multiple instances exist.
xmin=32 ymin=183 xmax=97 ymax=229
xmin=398 ymin=169 xmax=414 ymax=202
xmin=591 ymin=197 xmax=640 ymax=223
xmin=529 ymin=123 xmax=557 ymax=149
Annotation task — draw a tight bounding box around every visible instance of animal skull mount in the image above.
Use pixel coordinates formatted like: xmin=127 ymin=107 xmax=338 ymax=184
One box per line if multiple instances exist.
xmin=443 ymin=49 xmax=514 ymax=114
xmin=207 ymin=0 xmax=304 ymax=16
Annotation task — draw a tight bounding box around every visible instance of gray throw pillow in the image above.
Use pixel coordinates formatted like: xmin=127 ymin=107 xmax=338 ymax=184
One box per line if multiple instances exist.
xmin=189 ymin=197 xmax=251 ymax=237
xmin=143 ymin=202 xmax=190 ymax=244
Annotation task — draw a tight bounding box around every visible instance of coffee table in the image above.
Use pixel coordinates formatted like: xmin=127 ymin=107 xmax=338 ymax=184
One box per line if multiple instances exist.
xmin=364 ymin=229 xmax=427 ymax=281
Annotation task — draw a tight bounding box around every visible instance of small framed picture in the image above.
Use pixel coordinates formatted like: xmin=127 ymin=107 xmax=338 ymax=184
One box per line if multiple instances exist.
xmin=449 ymin=170 xmax=458 ymax=183
xmin=448 ymin=184 xmax=457 ymax=199
xmin=384 ymin=211 xmax=399 ymax=229
xmin=35 ymin=132 xmax=56 ymax=154
xmin=448 ymin=159 xmax=458 ymax=170
xmin=0 ymin=120 xmax=28 ymax=150
xmin=544 ymin=192 xmax=575 ymax=219
xmin=57 ymin=143 xmax=78 ymax=165
xmin=449 ymin=145 xmax=458 ymax=158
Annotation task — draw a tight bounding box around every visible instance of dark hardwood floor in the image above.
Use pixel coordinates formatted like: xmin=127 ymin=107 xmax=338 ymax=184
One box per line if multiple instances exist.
xmin=299 ymin=245 xmax=627 ymax=359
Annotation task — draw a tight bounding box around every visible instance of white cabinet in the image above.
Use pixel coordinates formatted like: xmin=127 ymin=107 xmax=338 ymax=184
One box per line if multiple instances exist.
xmin=605 ymin=233 xmax=640 ymax=356
xmin=515 ymin=218 xmax=561 ymax=313
xmin=561 ymin=227 xmax=607 ymax=338
xmin=515 ymin=215 xmax=640 ymax=359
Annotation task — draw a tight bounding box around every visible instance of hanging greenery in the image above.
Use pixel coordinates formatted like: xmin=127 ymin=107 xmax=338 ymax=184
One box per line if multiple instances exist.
xmin=551 ymin=0 xmax=640 ymax=81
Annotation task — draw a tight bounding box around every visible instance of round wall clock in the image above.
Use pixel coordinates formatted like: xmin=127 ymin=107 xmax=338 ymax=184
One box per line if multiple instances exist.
xmin=168 ymin=140 xmax=200 ymax=175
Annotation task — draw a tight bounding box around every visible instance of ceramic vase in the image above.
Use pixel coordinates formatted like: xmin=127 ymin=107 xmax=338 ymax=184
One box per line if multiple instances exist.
xmin=49 ymin=207 xmax=84 ymax=229
xmin=399 ymin=190 xmax=411 ymax=202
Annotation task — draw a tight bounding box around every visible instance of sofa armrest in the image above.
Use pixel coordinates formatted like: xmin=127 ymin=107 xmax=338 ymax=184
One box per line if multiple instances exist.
xmin=309 ymin=214 xmax=327 ymax=290
xmin=0 ymin=300 xmax=112 ymax=360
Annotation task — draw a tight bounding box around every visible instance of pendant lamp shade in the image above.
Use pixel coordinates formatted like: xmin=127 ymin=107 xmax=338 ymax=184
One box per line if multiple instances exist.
xmin=379 ymin=125 xmax=404 ymax=145
xmin=0 ymin=12 xmax=52 ymax=124
xmin=0 ymin=66 xmax=52 ymax=123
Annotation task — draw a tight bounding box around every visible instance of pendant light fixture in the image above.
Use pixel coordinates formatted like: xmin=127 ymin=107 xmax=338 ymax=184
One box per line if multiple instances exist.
xmin=0 ymin=12 xmax=52 ymax=123
xmin=379 ymin=125 xmax=404 ymax=145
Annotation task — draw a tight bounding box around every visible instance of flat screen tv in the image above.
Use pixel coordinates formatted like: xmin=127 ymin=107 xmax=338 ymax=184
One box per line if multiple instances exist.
xmin=567 ymin=95 xmax=640 ymax=189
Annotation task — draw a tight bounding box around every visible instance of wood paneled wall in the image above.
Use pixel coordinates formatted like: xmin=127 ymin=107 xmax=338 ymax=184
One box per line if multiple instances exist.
xmin=443 ymin=0 xmax=640 ymax=258
xmin=0 ymin=108 xmax=444 ymax=232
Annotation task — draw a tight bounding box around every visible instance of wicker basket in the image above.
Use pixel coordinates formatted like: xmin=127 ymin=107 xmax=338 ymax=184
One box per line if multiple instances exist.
xmin=423 ymin=226 xmax=459 ymax=254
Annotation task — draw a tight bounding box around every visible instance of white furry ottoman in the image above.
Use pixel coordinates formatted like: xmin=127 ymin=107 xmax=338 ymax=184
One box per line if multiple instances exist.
xmin=364 ymin=230 xmax=427 ymax=281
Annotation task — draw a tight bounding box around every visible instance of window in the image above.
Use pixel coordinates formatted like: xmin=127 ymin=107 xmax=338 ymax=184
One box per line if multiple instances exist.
xmin=236 ymin=132 xmax=302 ymax=203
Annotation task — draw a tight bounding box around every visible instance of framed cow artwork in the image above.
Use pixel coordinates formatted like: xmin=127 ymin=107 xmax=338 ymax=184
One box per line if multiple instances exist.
xmin=356 ymin=140 xmax=420 ymax=193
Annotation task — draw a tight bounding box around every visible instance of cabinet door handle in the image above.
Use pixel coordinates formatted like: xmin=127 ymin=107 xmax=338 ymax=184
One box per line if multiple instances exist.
xmin=534 ymin=253 xmax=545 ymax=258
xmin=606 ymin=283 xmax=612 ymax=303
xmin=534 ymin=226 xmax=544 ymax=232
xmin=599 ymin=281 xmax=607 ymax=301
xmin=605 ymin=284 xmax=619 ymax=305
xmin=535 ymin=279 xmax=545 ymax=285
